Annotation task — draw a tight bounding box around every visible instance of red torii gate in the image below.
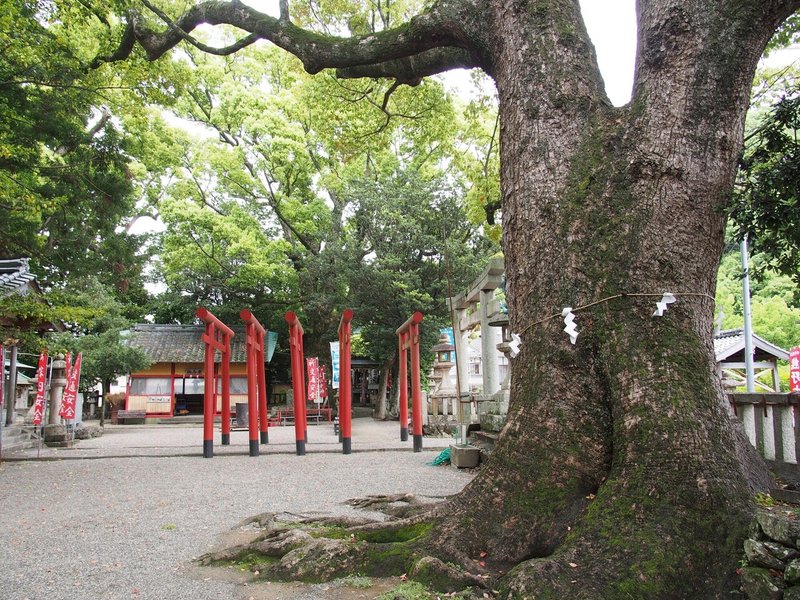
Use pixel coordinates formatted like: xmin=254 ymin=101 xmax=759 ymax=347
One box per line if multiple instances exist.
xmin=338 ymin=309 xmax=353 ymax=455
xmin=285 ymin=311 xmax=308 ymax=456
xmin=396 ymin=312 xmax=424 ymax=452
xmin=240 ymin=309 xmax=269 ymax=456
xmin=196 ymin=307 xmax=234 ymax=458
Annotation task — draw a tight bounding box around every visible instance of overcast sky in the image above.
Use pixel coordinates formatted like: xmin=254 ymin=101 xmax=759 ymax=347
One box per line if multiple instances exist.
xmin=578 ymin=0 xmax=637 ymax=105
xmin=241 ymin=0 xmax=639 ymax=105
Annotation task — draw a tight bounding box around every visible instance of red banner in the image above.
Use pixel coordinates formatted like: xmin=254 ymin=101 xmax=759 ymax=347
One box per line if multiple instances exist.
xmin=790 ymin=347 xmax=800 ymax=393
xmin=318 ymin=364 xmax=327 ymax=400
xmin=307 ymin=357 xmax=319 ymax=403
xmin=33 ymin=352 xmax=48 ymax=425
xmin=0 ymin=345 xmax=4 ymax=408
xmin=59 ymin=352 xmax=82 ymax=420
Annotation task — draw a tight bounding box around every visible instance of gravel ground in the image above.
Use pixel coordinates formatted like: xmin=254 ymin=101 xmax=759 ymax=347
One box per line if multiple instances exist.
xmin=0 ymin=419 xmax=473 ymax=600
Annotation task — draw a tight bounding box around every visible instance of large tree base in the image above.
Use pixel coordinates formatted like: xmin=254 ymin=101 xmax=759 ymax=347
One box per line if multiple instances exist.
xmin=195 ymin=483 xmax=757 ymax=600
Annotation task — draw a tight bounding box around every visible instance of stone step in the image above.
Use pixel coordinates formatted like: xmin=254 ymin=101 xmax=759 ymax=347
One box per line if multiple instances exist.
xmin=0 ymin=424 xmax=38 ymax=454
xmin=479 ymin=413 xmax=507 ymax=433
xmin=471 ymin=430 xmax=499 ymax=452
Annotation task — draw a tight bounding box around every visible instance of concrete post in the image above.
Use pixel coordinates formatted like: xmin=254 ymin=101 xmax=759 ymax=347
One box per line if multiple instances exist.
xmin=480 ymin=289 xmax=500 ymax=396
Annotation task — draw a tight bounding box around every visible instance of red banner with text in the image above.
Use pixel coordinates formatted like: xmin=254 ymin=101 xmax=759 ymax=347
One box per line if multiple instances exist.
xmin=307 ymin=357 xmax=320 ymax=403
xmin=59 ymin=352 xmax=82 ymax=420
xmin=0 ymin=345 xmax=4 ymax=408
xmin=319 ymin=364 xmax=327 ymax=400
xmin=790 ymin=347 xmax=800 ymax=393
xmin=33 ymin=352 xmax=48 ymax=425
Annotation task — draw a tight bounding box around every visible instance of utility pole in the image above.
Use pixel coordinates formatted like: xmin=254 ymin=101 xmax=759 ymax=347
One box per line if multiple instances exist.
xmin=741 ymin=237 xmax=755 ymax=393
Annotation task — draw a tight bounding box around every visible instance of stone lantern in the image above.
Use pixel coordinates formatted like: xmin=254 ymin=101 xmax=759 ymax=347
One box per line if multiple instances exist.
xmin=43 ymin=354 xmax=72 ymax=447
xmin=429 ymin=333 xmax=457 ymax=420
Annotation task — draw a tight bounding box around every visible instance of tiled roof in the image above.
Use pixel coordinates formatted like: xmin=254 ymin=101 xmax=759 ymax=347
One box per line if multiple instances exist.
xmin=714 ymin=328 xmax=790 ymax=362
xmin=0 ymin=258 xmax=36 ymax=296
xmin=128 ymin=324 xmax=250 ymax=363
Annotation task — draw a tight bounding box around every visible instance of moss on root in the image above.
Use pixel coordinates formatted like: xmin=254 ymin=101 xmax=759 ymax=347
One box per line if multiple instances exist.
xmin=321 ymin=522 xmax=433 ymax=544
xmin=203 ymin=549 xmax=281 ymax=572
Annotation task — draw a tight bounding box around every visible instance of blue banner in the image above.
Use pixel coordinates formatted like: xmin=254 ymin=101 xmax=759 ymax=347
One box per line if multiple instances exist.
xmin=330 ymin=341 xmax=340 ymax=389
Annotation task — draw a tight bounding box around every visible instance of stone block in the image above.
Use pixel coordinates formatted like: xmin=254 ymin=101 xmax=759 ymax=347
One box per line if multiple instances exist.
xmin=479 ymin=413 xmax=506 ymax=432
xmin=450 ymin=445 xmax=480 ymax=468
xmin=42 ymin=424 xmax=68 ymax=443
xmin=740 ymin=566 xmax=785 ymax=600
xmin=757 ymin=511 xmax=800 ymax=549
xmin=766 ymin=541 xmax=800 ymax=562
xmin=787 ymin=559 xmax=800 ymax=585
xmin=745 ymin=539 xmax=787 ymax=570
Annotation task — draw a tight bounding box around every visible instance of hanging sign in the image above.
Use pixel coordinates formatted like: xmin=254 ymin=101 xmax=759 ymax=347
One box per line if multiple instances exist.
xmin=59 ymin=352 xmax=82 ymax=420
xmin=790 ymin=347 xmax=800 ymax=393
xmin=33 ymin=352 xmax=48 ymax=425
xmin=0 ymin=345 xmax=4 ymax=408
xmin=330 ymin=342 xmax=340 ymax=389
xmin=307 ymin=357 xmax=320 ymax=403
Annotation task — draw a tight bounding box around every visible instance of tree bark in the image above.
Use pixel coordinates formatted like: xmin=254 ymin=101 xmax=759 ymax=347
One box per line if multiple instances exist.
xmin=427 ymin=1 xmax=789 ymax=596
xmin=101 ymin=0 xmax=800 ymax=596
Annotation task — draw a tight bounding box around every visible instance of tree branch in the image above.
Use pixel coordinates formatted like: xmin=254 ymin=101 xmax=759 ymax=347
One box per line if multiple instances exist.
xmin=336 ymin=47 xmax=477 ymax=81
xmin=141 ymin=0 xmax=260 ymax=56
xmin=92 ymin=0 xmax=482 ymax=80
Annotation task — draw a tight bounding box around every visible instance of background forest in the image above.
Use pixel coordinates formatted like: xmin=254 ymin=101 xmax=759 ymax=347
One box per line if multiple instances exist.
xmin=1 ymin=0 xmax=798 ymax=393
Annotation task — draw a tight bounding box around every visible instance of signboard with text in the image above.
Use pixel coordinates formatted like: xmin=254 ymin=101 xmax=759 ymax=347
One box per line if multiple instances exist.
xmin=59 ymin=352 xmax=82 ymax=420
xmin=307 ymin=357 xmax=320 ymax=403
xmin=790 ymin=347 xmax=800 ymax=393
xmin=32 ymin=352 xmax=48 ymax=425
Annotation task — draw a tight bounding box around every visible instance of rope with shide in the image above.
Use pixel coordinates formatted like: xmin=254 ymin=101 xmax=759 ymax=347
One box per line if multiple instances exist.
xmin=518 ymin=291 xmax=716 ymax=336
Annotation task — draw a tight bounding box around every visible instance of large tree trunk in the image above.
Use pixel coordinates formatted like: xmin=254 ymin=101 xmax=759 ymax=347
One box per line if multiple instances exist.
xmin=427 ymin=1 xmax=785 ymax=597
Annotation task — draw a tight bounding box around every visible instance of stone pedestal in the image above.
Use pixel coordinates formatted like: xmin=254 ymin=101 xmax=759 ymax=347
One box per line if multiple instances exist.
xmin=478 ymin=338 xmax=511 ymax=433
xmin=43 ymin=424 xmax=74 ymax=448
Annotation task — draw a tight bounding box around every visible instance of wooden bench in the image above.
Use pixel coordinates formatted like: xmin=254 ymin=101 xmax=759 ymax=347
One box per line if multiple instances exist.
xmin=116 ymin=410 xmax=146 ymax=424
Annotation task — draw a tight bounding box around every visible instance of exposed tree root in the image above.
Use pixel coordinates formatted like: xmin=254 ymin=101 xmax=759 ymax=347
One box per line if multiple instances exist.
xmin=346 ymin=492 xmax=419 ymax=509
xmin=345 ymin=493 xmax=450 ymax=519
xmin=197 ymin=501 xmax=494 ymax=596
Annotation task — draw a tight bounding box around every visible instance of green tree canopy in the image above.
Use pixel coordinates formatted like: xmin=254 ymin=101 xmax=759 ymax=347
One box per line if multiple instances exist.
xmin=148 ymin=36 xmax=498 ymax=358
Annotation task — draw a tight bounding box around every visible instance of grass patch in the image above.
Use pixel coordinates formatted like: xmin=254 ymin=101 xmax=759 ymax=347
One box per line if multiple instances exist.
xmin=336 ymin=575 xmax=373 ymax=588
xmin=376 ymin=581 xmax=434 ymax=600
